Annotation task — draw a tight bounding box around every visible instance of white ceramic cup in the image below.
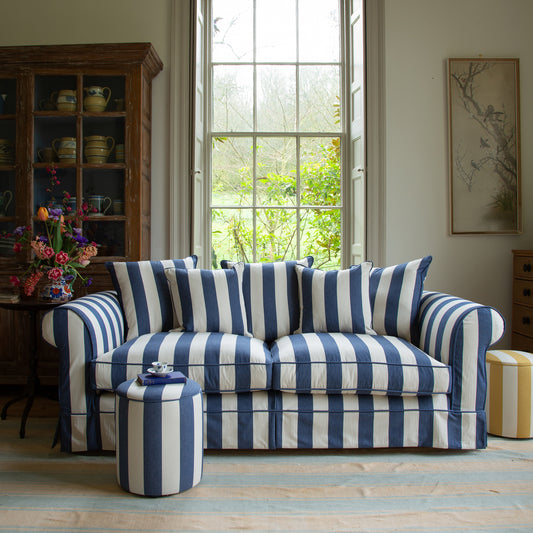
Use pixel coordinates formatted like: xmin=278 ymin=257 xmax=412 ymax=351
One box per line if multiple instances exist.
xmin=151 ymin=361 xmax=168 ymax=373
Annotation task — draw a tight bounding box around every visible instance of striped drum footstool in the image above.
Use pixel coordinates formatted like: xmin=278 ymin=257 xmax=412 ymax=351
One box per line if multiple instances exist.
xmin=115 ymin=378 xmax=203 ymax=496
xmin=486 ymin=350 xmax=533 ymax=438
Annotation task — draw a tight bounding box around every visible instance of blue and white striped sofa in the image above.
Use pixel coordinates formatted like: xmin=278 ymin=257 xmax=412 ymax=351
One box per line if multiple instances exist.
xmin=42 ymin=256 xmax=505 ymax=453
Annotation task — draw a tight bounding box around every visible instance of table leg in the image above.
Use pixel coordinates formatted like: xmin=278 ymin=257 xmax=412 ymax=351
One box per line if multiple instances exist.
xmin=0 ymin=309 xmax=40 ymax=438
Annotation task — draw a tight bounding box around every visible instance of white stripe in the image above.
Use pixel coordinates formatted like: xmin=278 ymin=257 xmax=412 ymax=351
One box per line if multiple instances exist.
xmin=161 ymin=399 xmax=180 ymax=495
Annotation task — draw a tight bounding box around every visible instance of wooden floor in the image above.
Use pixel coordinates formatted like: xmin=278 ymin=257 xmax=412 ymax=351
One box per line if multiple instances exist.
xmin=0 ymin=384 xmax=59 ymax=419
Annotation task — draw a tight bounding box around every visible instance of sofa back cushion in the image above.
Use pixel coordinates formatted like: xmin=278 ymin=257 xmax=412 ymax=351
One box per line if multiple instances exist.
xmin=295 ymin=263 xmax=374 ymax=334
xmin=221 ymin=257 xmax=314 ymax=343
xmin=369 ymin=255 xmax=432 ymax=343
xmin=106 ymin=256 xmax=197 ymax=341
xmin=165 ymin=263 xmax=251 ymax=337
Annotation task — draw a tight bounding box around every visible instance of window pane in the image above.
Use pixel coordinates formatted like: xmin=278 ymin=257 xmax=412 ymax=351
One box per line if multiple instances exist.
xmin=257 ymin=65 xmax=296 ymax=132
xmin=256 ymin=137 xmax=297 ymax=206
xmin=212 ymin=0 xmax=253 ymax=62
xmin=256 ymin=0 xmax=296 ymax=62
xmin=212 ymin=208 xmax=254 ymax=266
xmin=300 ymin=208 xmax=341 ymax=269
xmin=212 ymin=137 xmax=253 ymax=206
xmin=299 ymin=65 xmax=340 ymax=132
xmin=213 ymin=65 xmax=253 ymax=131
xmin=300 ymin=137 xmax=341 ymax=207
xmin=256 ymin=208 xmax=298 ymax=261
xmin=299 ymin=0 xmax=340 ymax=62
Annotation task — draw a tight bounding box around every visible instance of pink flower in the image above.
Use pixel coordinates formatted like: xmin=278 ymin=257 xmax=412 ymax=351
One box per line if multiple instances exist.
xmin=9 ymin=276 xmax=20 ymax=287
xmin=42 ymin=246 xmax=55 ymax=259
xmin=13 ymin=242 xmax=22 ymax=253
xmin=55 ymin=251 xmax=69 ymax=265
xmin=47 ymin=267 xmax=64 ymax=281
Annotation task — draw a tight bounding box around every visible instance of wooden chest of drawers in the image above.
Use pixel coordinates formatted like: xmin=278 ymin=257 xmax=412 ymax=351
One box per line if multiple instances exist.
xmin=512 ymin=250 xmax=533 ymax=351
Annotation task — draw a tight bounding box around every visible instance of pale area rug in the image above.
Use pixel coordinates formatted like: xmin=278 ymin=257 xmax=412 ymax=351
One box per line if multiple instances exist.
xmin=1 ymin=418 xmax=533 ymax=532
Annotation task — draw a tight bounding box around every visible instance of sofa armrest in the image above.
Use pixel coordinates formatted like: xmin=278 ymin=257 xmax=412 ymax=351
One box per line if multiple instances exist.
xmin=417 ymin=291 xmax=505 ymax=412
xmin=41 ymin=291 xmax=124 ymax=449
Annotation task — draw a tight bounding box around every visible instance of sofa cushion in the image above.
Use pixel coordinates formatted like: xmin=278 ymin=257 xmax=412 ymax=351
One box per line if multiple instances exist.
xmin=92 ymin=331 xmax=271 ymax=393
xmin=106 ymin=256 xmax=197 ymax=341
xmin=369 ymin=256 xmax=432 ymax=343
xmin=220 ymin=257 xmax=314 ymax=343
xmin=165 ymin=263 xmax=251 ymax=337
xmin=295 ymin=263 xmax=374 ymax=334
xmin=271 ymin=332 xmax=451 ymax=396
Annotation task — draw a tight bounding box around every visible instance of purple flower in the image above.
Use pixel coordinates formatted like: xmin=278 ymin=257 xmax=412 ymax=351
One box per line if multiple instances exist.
xmin=49 ymin=208 xmax=63 ymax=220
xmin=64 ymin=274 xmax=75 ymax=282
xmin=73 ymin=227 xmax=82 ymax=236
xmin=14 ymin=226 xmax=26 ymax=236
xmin=83 ymin=278 xmax=93 ymax=287
xmin=74 ymin=235 xmax=88 ymax=246
xmin=38 ymin=236 xmax=49 ymax=243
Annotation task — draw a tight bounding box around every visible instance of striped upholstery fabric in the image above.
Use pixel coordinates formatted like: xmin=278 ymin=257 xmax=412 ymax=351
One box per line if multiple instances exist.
xmin=92 ymin=331 xmax=272 ymax=393
xmin=221 ymin=257 xmax=314 ymax=342
xmin=165 ymin=263 xmax=250 ymax=336
xmin=42 ymin=287 xmax=505 ymax=453
xmin=116 ymin=379 xmax=203 ymax=496
xmin=203 ymin=391 xmax=275 ymax=449
xmin=369 ymin=256 xmax=432 ymax=343
xmin=418 ymin=291 xmax=505 ymax=410
xmin=275 ymin=393 xmax=457 ymax=449
xmin=295 ymin=263 xmax=374 ymax=334
xmin=106 ymin=256 xmax=197 ymax=341
xmin=486 ymin=350 xmax=533 ymax=438
xmin=41 ymin=291 xmax=125 ymax=452
xmin=271 ymin=333 xmax=451 ymax=395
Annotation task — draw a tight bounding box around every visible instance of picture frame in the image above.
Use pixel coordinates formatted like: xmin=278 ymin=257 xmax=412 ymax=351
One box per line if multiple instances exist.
xmin=448 ymin=58 xmax=521 ymax=234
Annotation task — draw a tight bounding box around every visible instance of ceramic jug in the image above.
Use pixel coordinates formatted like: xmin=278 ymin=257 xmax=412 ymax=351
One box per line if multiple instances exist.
xmin=52 ymin=137 xmax=77 ymax=163
xmin=85 ymin=135 xmax=115 ymax=163
xmin=53 ymin=89 xmax=77 ymax=112
xmin=84 ymin=86 xmax=111 ymax=112
xmin=0 ymin=190 xmax=13 ymax=216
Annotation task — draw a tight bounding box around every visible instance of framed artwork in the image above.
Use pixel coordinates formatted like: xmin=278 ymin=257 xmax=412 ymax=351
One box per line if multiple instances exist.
xmin=448 ymin=58 xmax=521 ymax=234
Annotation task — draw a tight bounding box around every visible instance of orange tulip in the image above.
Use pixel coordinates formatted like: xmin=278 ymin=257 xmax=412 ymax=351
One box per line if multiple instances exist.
xmin=37 ymin=207 xmax=49 ymax=221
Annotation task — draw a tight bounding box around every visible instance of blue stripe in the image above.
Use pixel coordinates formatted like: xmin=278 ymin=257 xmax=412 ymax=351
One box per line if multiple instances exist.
xmin=342 ymin=334 xmax=373 ymax=394
xmin=318 ymin=333 xmax=342 ymax=393
xmin=328 ymin=395 xmax=344 ymax=448
xmin=291 ymin=335 xmax=311 ymax=392
xmin=179 ymin=395 xmax=195 ymax=492
xmin=117 ymin=396 xmax=129 ymax=492
xmin=235 ymin=336 xmax=252 ymax=391
xmin=384 ymin=263 xmax=406 ymax=336
xmin=358 ymin=395 xmax=374 ymax=448
xmin=205 ymin=394 xmax=222 ymax=449
xmin=297 ymin=395 xmax=314 ymax=448
xmin=324 ymin=271 xmax=340 ymax=331
xmin=349 ymin=267 xmax=364 ymax=332
xmin=226 ymin=269 xmax=245 ymax=335
xmin=388 ymin=397 xmax=405 ymax=447
xmin=262 ymin=263 xmax=277 ymax=341
xmin=237 ymin=393 xmax=254 ymax=449
xmin=204 ymin=334 xmax=222 ymax=392
xmin=143 ymin=392 xmax=163 ymax=496
xmin=126 ymin=262 xmax=151 ymax=335
xmin=201 ymin=269 xmax=219 ymax=331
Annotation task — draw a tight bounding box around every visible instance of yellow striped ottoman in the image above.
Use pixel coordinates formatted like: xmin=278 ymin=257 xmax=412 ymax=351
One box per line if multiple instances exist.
xmin=486 ymin=350 xmax=533 ymax=438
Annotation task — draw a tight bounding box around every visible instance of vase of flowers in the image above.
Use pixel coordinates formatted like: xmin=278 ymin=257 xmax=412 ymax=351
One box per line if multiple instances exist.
xmin=5 ymin=205 xmax=98 ymax=301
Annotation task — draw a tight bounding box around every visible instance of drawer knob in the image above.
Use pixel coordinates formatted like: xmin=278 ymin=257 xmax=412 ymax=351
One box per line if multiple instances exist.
xmin=524 ymin=288 xmax=532 ymax=297
xmin=522 ymin=316 xmax=531 ymax=326
xmin=523 ymin=263 xmax=532 ymax=273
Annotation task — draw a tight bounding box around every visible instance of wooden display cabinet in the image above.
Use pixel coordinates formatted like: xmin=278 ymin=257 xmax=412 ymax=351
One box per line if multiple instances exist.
xmin=512 ymin=250 xmax=533 ymax=352
xmin=0 ymin=43 xmax=162 ymax=384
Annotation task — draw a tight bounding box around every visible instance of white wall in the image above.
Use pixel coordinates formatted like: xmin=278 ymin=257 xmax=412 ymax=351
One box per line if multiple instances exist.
xmin=0 ymin=0 xmax=173 ymax=260
xmin=383 ymin=0 xmax=533 ymax=346
xmin=1 ymin=0 xmax=531 ymax=346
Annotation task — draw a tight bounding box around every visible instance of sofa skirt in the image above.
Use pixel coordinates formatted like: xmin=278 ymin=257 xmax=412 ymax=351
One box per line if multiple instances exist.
xmin=57 ymin=390 xmax=486 ymax=452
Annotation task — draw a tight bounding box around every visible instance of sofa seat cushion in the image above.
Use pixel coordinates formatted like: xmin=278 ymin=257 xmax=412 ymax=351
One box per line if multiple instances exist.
xmin=92 ymin=331 xmax=272 ymax=394
xmin=271 ymin=333 xmax=451 ymax=396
